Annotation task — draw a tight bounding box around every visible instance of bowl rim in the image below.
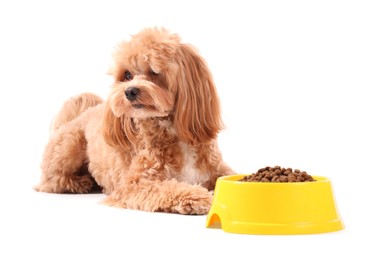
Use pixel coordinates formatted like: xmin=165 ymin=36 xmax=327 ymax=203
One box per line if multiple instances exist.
xmin=217 ymin=174 xmax=330 ymax=184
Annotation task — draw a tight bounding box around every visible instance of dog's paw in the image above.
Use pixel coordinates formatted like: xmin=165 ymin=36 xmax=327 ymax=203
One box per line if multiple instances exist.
xmin=68 ymin=175 xmax=95 ymax=193
xmin=34 ymin=175 xmax=94 ymax=194
xmin=174 ymin=187 xmax=213 ymax=215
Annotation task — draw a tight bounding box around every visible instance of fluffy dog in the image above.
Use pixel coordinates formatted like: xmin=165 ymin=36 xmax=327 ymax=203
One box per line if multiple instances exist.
xmin=36 ymin=28 xmax=234 ymax=214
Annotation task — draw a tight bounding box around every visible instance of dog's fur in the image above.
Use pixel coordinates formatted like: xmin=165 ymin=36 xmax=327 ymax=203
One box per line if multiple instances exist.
xmin=36 ymin=28 xmax=234 ymax=214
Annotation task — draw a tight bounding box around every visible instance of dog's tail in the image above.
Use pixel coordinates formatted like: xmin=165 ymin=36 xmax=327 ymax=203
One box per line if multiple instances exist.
xmin=50 ymin=92 xmax=104 ymax=134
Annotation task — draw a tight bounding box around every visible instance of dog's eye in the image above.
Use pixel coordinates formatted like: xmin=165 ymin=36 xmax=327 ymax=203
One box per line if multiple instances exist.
xmin=124 ymin=71 xmax=133 ymax=81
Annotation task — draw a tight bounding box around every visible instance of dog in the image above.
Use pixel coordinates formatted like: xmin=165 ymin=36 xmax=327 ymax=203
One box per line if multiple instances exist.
xmin=36 ymin=28 xmax=234 ymax=214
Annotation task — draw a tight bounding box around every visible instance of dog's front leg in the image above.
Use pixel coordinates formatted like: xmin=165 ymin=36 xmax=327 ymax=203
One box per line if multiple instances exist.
xmin=102 ymin=177 xmax=213 ymax=215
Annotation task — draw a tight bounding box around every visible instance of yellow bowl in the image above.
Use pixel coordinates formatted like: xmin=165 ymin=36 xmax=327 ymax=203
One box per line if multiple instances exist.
xmin=206 ymin=174 xmax=344 ymax=235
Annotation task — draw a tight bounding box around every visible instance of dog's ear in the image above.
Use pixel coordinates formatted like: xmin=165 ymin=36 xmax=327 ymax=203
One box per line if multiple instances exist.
xmin=173 ymin=44 xmax=223 ymax=145
xmin=102 ymin=100 xmax=136 ymax=150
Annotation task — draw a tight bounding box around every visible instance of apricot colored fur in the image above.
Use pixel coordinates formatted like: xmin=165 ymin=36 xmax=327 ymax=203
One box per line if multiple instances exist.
xmin=36 ymin=28 xmax=234 ymax=214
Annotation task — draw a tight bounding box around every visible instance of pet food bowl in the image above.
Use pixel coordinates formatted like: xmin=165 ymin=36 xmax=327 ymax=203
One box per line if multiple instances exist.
xmin=206 ymin=174 xmax=344 ymax=235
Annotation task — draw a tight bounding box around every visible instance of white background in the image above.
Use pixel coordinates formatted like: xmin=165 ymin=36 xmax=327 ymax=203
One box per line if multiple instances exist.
xmin=1 ymin=0 xmax=379 ymax=259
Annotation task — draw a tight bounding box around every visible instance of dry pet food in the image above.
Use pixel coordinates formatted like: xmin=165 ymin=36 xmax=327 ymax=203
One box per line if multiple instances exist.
xmin=240 ymin=166 xmax=315 ymax=182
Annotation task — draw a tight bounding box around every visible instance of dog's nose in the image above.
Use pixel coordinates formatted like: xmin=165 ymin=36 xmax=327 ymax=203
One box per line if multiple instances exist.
xmin=125 ymin=87 xmax=140 ymax=101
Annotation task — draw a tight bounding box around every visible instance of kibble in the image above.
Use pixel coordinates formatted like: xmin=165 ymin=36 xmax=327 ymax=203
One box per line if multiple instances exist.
xmin=240 ymin=166 xmax=315 ymax=182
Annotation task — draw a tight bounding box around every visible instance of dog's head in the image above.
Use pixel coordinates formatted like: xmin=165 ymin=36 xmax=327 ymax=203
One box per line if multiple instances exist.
xmin=103 ymin=28 xmax=222 ymax=147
